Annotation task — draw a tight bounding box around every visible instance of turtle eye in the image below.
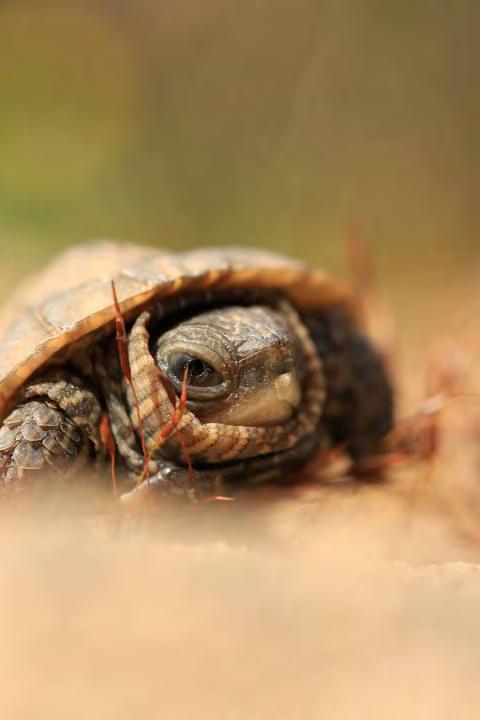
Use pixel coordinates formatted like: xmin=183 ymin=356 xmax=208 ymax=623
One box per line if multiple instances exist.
xmin=167 ymin=352 xmax=223 ymax=389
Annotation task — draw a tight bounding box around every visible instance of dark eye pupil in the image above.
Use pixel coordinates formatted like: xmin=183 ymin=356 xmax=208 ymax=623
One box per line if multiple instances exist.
xmin=166 ymin=352 xmax=220 ymax=389
xmin=186 ymin=357 xmax=209 ymax=378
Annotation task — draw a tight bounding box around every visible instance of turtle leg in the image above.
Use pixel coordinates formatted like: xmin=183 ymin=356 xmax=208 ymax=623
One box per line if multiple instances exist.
xmin=0 ymin=375 xmax=102 ymax=494
xmin=119 ymin=429 xmax=329 ymax=503
xmin=305 ymin=307 xmax=394 ymax=461
xmin=119 ymin=460 xmax=198 ymax=504
xmin=334 ymin=332 xmax=394 ymax=462
xmin=119 ymin=459 xmax=229 ymax=504
xmin=91 ymin=342 xmax=223 ymax=504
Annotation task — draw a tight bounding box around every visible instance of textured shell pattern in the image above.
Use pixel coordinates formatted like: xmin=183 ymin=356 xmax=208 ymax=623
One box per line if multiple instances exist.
xmin=0 ymin=242 xmax=354 ymax=418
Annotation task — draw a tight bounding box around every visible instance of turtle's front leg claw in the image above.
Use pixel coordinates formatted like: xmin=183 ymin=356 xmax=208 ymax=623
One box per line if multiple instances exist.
xmin=120 ymin=461 xmax=199 ymax=505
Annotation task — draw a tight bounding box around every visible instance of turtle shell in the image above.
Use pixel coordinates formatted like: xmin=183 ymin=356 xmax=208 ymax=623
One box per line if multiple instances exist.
xmin=0 ymin=242 xmax=356 ymax=418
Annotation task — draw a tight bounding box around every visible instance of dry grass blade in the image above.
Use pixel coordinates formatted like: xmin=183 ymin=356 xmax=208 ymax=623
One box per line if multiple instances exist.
xmin=346 ymin=230 xmax=397 ymax=372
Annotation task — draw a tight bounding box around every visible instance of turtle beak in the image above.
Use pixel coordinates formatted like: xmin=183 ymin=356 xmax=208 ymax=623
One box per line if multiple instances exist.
xmin=274 ymin=372 xmax=301 ymax=408
xmin=239 ymin=371 xmax=301 ymax=425
xmin=200 ymin=372 xmax=302 ymax=426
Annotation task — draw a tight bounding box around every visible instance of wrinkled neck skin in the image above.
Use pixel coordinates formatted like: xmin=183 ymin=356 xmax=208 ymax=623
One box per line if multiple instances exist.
xmin=123 ymin=291 xmax=325 ymax=466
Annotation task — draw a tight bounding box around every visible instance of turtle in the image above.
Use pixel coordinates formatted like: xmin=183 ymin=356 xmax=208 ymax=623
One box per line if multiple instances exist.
xmin=0 ymin=242 xmax=394 ymax=502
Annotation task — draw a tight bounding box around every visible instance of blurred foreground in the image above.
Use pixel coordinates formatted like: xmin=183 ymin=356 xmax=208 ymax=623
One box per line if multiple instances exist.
xmin=1 ymin=468 xmax=480 ymax=719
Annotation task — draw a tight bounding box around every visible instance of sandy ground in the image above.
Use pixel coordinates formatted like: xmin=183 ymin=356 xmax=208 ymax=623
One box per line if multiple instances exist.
xmin=1 ymin=473 xmax=480 ymax=720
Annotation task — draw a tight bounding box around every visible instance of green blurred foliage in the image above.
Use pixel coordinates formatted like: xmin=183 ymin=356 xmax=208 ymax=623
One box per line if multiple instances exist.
xmin=0 ymin=0 xmax=478 ymax=295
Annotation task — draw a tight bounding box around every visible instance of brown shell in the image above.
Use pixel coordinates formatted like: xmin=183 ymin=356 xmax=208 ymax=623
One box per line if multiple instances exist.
xmin=0 ymin=242 xmax=356 ymax=418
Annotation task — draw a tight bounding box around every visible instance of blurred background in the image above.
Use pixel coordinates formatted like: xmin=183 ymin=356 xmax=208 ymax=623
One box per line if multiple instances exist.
xmin=0 ymin=0 xmax=478 ymax=316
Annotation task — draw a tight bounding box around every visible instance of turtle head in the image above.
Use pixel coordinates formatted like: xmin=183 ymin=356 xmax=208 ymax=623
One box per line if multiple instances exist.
xmin=155 ymin=305 xmax=304 ymax=426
